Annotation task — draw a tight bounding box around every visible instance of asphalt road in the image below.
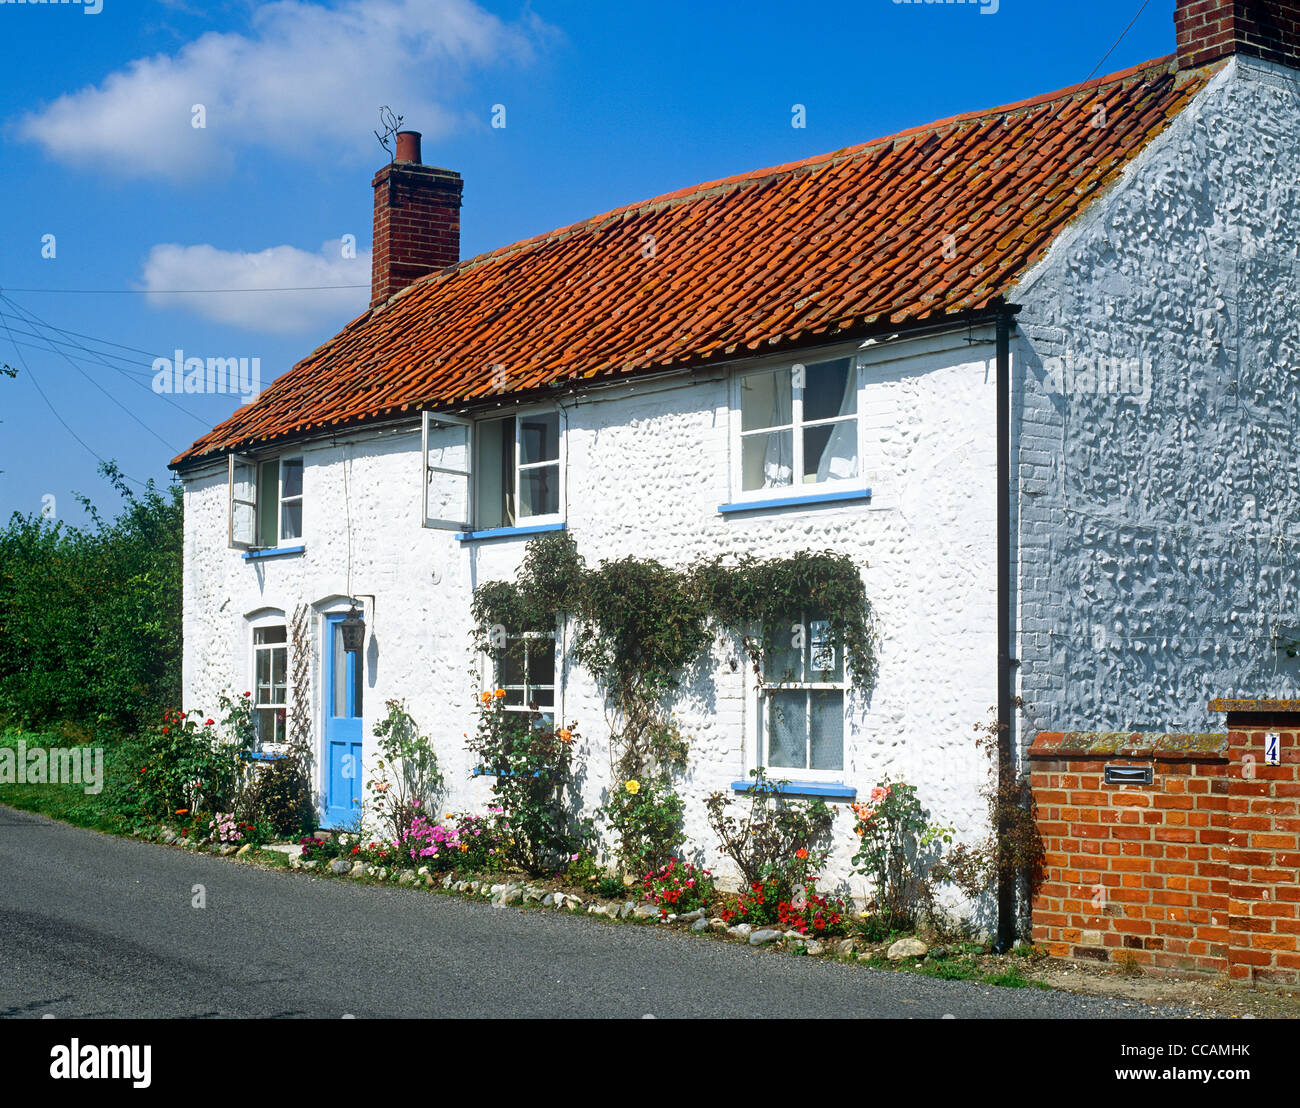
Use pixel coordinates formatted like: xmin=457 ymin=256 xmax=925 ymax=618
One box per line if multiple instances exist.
xmin=0 ymin=805 xmax=1195 ymax=1019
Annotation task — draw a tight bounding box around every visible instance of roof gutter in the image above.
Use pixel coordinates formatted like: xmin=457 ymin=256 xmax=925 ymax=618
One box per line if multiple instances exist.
xmin=170 ymin=308 xmax=1006 ymax=475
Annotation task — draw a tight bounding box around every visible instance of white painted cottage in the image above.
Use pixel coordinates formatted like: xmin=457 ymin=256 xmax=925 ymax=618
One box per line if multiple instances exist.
xmin=172 ymin=1 xmax=1300 ymax=906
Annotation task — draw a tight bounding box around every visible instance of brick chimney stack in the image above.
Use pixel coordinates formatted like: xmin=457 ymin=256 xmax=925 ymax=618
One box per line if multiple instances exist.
xmin=370 ymin=130 xmax=463 ymax=309
xmin=1176 ymin=0 xmax=1300 ymax=70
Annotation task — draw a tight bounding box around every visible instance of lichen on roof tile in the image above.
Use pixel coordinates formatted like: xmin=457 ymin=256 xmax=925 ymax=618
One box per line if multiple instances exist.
xmin=173 ymin=55 xmax=1219 ymax=468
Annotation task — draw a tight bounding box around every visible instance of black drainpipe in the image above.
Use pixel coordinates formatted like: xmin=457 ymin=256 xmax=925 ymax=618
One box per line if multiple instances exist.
xmin=994 ymin=301 xmax=1018 ymax=954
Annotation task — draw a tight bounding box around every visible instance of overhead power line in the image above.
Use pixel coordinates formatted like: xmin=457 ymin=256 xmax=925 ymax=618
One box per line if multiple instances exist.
xmin=0 ymin=296 xmax=212 ymax=430
xmin=1085 ymin=0 xmax=1152 ymax=83
xmin=0 ymin=296 xmax=179 ymax=452
xmin=0 ymin=310 xmax=149 ymax=487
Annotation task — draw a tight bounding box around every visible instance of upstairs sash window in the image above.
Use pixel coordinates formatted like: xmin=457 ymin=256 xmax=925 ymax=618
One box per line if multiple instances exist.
xmin=737 ymin=356 xmax=860 ymax=496
xmin=228 ymin=454 xmax=304 ymax=549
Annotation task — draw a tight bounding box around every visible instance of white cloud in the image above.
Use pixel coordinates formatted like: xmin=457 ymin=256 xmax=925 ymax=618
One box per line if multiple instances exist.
xmin=17 ymin=0 xmax=546 ymax=179
xmin=141 ymin=239 xmax=371 ymax=333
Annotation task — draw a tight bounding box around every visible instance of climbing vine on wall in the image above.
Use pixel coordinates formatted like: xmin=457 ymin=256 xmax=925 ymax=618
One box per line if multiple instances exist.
xmin=471 ymin=532 xmax=877 ymax=790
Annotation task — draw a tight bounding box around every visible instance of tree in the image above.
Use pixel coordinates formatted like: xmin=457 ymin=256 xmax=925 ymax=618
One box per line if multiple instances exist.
xmin=0 ymin=461 xmax=182 ymax=731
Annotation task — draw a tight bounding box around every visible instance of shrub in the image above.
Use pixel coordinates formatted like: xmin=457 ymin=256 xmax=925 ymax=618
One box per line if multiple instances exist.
xmin=299 ymin=835 xmax=342 ymax=862
xmin=396 ymin=813 xmax=463 ymax=866
xmin=122 ymin=708 xmax=243 ymax=822
xmin=720 ymin=877 xmax=781 ymax=927
xmin=209 ymin=812 xmax=243 ymax=844
xmin=929 ymin=705 xmax=1045 ymax=921
xmin=466 ymin=693 xmax=585 ymax=875
xmin=394 ymin=810 xmax=508 ymax=871
xmin=299 ymin=832 xmax=365 ymax=863
xmin=445 ymin=810 xmax=510 ymax=873
xmin=337 ymin=837 xmax=401 ymax=867
xmin=217 ymin=688 xmax=257 ymax=750
xmin=777 ymin=881 xmax=849 ymax=938
xmin=210 ymin=813 xmax=272 ymax=848
xmin=705 ymin=768 xmax=834 ymax=903
xmin=565 ymin=850 xmax=601 ymax=886
xmin=850 ymin=780 xmax=952 ymax=931
xmin=595 ymin=876 xmax=625 ymax=899
xmin=603 ymin=775 xmax=684 ymax=876
xmin=239 ymin=757 xmax=315 ymax=838
xmin=366 ymin=699 xmax=444 ymax=843
xmin=0 ymin=463 xmax=181 ymax=731
xmin=640 ymin=858 xmax=714 ymax=919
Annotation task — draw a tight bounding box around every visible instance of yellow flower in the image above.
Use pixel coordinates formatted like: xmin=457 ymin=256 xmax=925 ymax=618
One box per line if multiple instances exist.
xmin=494 ymin=688 xmax=506 ymax=699
xmin=625 ymin=780 xmax=640 ymax=795
xmin=480 ymin=691 xmax=492 ymax=704
xmin=557 ymin=728 xmax=572 ymax=744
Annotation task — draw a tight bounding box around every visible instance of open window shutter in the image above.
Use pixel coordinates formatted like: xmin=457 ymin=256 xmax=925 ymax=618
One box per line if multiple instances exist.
xmin=422 ymin=412 xmax=473 ymax=530
xmin=228 ymin=454 xmax=258 ymax=549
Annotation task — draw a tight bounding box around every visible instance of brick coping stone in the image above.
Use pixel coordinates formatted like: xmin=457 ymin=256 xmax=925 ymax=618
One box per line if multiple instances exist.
xmin=1029 ymin=732 xmax=1227 ymax=760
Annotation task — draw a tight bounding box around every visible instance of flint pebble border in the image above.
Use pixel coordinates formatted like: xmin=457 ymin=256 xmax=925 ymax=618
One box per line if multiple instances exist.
xmin=138 ymin=824 xmax=931 ymax=964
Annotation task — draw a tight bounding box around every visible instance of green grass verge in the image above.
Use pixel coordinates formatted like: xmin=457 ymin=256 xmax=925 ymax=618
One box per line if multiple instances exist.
xmin=853 ymin=942 xmax=1051 ymax=989
xmin=0 ymin=726 xmax=138 ymax=834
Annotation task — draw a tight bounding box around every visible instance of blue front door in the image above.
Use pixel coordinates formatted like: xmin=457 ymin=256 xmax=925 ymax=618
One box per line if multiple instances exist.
xmin=323 ymin=614 xmax=363 ymax=827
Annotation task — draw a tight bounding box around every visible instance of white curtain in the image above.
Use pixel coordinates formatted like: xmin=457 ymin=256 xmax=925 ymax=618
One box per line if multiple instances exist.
xmin=762 ymin=377 xmax=793 ymax=487
xmin=815 ymin=367 xmax=858 ymax=482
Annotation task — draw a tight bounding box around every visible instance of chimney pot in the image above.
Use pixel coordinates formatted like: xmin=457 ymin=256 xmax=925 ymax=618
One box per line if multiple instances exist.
xmin=395 ymin=130 xmax=422 ymax=164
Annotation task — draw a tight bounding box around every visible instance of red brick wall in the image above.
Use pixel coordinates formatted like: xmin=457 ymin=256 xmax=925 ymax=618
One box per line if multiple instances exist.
xmin=1030 ymin=717 xmax=1300 ymax=987
xmin=370 ymin=163 xmax=463 ymax=308
xmin=1176 ymin=1 xmax=1300 ymax=70
xmin=1030 ymin=741 xmax=1230 ymax=976
xmin=1227 ymin=723 xmax=1300 ymax=985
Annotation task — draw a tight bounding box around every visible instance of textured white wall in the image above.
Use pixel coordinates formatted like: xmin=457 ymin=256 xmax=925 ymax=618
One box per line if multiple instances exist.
xmin=181 ymin=332 xmax=999 ymax=907
xmin=1011 ymin=56 xmax=1300 ymax=742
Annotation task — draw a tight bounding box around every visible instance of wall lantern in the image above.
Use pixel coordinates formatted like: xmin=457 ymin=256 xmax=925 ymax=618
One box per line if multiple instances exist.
xmin=341 ymin=601 xmax=366 ymax=653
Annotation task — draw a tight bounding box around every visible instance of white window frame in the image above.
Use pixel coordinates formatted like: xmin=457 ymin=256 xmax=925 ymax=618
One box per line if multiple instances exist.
xmin=491 ymin=628 xmax=559 ymax=725
xmin=251 ymin=622 xmax=289 ymax=746
xmin=421 ymin=412 xmax=474 ymax=530
xmin=423 ymin=405 xmax=565 ymax=531
xmin=228 ymin=454 xmax=258 ymax=550
xmin=754 ymin=615 xmax=847 ymax=782
xmin=483 ymin=404 xmax=564 ymax=529
xmin=227 ymin=452 xmax=304 ymax=549
xmin=278 ymin=457 xmax=304 ymax=543
xmin=510 ymin=406 xmax=564 ymax=527
xmin=729 ymin=352 xmax=865 ymax=504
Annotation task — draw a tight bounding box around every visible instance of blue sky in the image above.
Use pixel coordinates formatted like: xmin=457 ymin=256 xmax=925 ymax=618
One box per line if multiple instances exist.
xmin=0 ymin=0 xmax=1180 ymax=525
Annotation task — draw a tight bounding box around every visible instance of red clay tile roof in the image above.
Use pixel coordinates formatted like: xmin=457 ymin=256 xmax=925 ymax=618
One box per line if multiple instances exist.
xmin=172 ymin=54 xmax=1217 ymax=468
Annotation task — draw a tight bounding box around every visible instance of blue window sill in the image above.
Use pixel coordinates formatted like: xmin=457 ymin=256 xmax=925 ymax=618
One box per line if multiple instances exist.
xmin=454 ymin=522 xmax=567 ymax=543
xmin=242 ymin=545 xmax=306 ymax=561
xmin=472 ymin=765 xmax=547 ymax=779
xmin=718 ymin=488 xmax=871 ymax=515
xmin=241 ymin=751 xmax=290 ymax=763
xmin=730 ymin=779 xmax=857 ymax=800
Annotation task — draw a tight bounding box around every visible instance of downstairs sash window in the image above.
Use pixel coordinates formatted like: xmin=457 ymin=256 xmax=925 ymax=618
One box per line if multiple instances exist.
xmin=759 ymin=616 xmax=844 ymax=775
